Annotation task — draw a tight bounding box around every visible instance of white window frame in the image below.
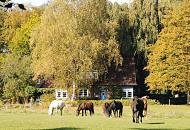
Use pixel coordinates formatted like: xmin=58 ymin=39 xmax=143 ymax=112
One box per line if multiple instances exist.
xmin=122 ymin=87 xmax=133 ymax=98
xmin=55 ymin=89 xmax=68 ymax=99
xmin=79 ymin=88 xmax=89 ymax=97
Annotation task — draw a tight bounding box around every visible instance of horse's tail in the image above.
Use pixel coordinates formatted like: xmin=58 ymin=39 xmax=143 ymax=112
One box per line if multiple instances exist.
xmin=91 ymin=103 xmax=94 ymax=114
xmin=120 ymin=105 xmax=123 ymax=117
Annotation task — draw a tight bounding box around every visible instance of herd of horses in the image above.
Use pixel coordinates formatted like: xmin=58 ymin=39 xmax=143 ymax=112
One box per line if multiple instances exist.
xmin=48 ymin=96 xmax=148 ymax=123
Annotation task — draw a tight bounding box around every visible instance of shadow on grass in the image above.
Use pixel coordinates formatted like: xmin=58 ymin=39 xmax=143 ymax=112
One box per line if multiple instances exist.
xmin=129 ymin=128 xmax=189 ymax=130
xmin=144 ymin=122 xmax=165 ymax=124
xmin=36 ymin=127 xmax=83 ymax=130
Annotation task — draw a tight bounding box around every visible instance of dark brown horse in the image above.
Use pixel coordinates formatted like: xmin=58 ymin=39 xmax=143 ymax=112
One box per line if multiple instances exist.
xmin=76 ymin=101 xmax=94 ymax=116
xmin=103 ymin=101 xmax=123 ymax=118
xmin=131 ymin=96 xmax=144 ymax=123
xmin=109 ymin=100 xmax=123 ymax=118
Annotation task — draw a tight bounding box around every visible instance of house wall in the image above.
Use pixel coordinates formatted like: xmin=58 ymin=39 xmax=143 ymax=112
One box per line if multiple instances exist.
xmin=94 ymin=85 xmax=136 ymax=100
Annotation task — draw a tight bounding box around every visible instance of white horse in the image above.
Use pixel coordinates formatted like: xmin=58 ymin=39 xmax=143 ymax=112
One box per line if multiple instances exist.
xmin=48 ymin=100 xmax=65 ymax=116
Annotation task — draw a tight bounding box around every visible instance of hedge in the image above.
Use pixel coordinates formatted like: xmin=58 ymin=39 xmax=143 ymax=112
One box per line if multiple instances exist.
xmin=64 ymin=99 xmax=158 ymax=107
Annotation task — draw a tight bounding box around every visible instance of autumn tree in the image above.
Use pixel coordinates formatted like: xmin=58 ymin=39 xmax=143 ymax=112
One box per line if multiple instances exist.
xmin=1 ymin=11 xmax=30 ymax=45
xmin=1 ymin=10 xmax=41 ymax=103
xmin=31 ymin=0 xmax=122 ymax=97
xmin=145 ymin=0 xmax=190 ymax=93
xmin=0 ymin=9 xmax=6 ymax=98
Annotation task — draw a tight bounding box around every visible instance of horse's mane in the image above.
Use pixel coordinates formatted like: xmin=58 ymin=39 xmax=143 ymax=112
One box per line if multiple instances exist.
xmin=77 ymin=102 xmax=83 ymax=110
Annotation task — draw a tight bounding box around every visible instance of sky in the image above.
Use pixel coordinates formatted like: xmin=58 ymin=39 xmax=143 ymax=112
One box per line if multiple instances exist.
xmin=12 ymin=0 xmax=132 ymax=6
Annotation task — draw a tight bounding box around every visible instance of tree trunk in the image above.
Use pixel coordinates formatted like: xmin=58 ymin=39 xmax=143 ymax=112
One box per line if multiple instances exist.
xmin=24 ymin=97 xmax=29 ymax=104
xmin=187 ymin=91 xmax=190 ymax=105
xmin=71 ymin=81 xmax=76 ymax=101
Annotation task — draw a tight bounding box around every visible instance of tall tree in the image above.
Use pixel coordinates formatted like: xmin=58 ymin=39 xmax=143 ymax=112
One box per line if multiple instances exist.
xmin=130 ymin=0 xmax=160 ymax=55
xmin=107 ymin=3 xmax=135 ymax=56
xmin=31 ymin=0 xmax=122 ymax=96
xmin=1 ymin=11 xmax=30 ymax=45
xmin=0 ymin=9 xmax=6 ymax=98
xmin=127 ymin=0 xmax=161 ymax=95
xmin=1 ymin=10 xmax=41 ymax=103
xmin=145 ymin=0 xmax=190 ymax=92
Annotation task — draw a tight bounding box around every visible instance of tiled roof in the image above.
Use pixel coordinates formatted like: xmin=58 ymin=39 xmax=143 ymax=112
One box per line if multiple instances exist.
xmin=97 ymin=57 xmax=137 ymax=86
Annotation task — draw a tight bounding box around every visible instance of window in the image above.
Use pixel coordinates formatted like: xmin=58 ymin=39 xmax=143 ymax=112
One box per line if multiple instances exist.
xmin=128 ymin=91 xmax=132 ymax=97
xmin=63 ymin=91 xmax=67 ymax=98
xmin=79 ymin=89 xmax=88 ymax=97
xmin=57 ymin=91 xmax=61 ymax=98
xmin=122 ymin=91 xmax=126 ymax=98
xmin=122 ymin=87 xmax=133 ymax=98
xmin=56 ymin=89 xmax=67 ymax=99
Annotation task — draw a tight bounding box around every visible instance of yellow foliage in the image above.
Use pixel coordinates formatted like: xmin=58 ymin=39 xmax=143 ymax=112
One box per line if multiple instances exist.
xmin=145 ymin=1 xmax=190 ymax=92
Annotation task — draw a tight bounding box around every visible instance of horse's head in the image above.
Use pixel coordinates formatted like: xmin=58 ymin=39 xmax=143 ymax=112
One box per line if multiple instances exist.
xmin=48 ymin=107 xmax=53 ymax=116
xmin=76 ymin=103 xmax=82 ymax=116
xmin=131 ymin=96 xmax=139 ymax=112
xmin=141 ymin=96 xmax=148 ymax=110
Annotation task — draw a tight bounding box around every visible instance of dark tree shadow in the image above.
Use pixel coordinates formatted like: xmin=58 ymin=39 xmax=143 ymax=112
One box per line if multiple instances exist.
xmin=32 ymin=127 xmax=83 ymax=130
xmin=129 ymin=128 xmax=189 ymax=130
xmin=144 ymin=122 xmax=165 ymax=124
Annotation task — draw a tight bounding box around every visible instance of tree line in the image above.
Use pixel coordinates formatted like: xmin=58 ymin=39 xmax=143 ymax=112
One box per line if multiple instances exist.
xmin=0 ymin=0 xmax=189 ymax=103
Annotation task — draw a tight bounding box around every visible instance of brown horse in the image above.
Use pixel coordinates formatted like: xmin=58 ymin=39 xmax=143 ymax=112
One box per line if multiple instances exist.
xmin=109 ymin=100 xmax=123 ymax=118
xmin=103 ymin=101 xmax=123 ymax=118
xmin=76 ymin=101 xmax=94 ymax=116
xmin=102 ymin=102 xmax=111 ymax=117
xmin=131 ymin=96 xmax=144 ymax=123
xmin=141 ymin=96 xmax=149 ymax=117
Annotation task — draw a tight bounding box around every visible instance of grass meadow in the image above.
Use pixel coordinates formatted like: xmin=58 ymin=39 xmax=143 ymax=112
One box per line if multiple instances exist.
xmin=0 ymin=105 xmax=190 ymax=130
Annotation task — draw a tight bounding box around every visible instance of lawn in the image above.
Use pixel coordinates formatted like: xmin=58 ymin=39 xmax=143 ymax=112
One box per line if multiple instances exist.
xmin=0 ymin=105 xmax=190 ymax=130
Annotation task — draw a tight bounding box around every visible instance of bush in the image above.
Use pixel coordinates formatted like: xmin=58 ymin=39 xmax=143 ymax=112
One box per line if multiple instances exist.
xmin=64 ymin=99 xmax=158 ymax=107
xmin=40 ymin=93 xmax=55 ymax=108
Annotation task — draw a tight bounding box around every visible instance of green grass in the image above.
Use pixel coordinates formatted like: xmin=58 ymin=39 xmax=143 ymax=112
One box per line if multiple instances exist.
xmin=0 ymin=105 xmax=190 ymax=130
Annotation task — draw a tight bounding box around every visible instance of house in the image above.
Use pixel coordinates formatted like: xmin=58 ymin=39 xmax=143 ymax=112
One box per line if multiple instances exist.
xmin=92 ymin=56 xmax=138 ymax=100
xmin=54 ymin=56 xmax=139 ymax=100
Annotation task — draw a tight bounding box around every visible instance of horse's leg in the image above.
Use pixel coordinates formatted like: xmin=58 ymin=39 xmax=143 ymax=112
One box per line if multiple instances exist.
xmin=121 ymin=107 xmax=123 ymax=117
xmin=136 ymin=111 xmax=139 ymax=123
xmin=114 ymin=110 xmax=116 ymax=117
xmin=90 ymin=110 xmax=91 ymax=116
xmin=82 ymin=110 xmax=84 ymax=116
xmin=60 ymin=108 xmax=63 ymax=116
xmin=85 ymin=110 xmax=87 ymax=116
xmin=140 ymin=115 xmax=142 ymax=123
xmin=119 ymin=108 xmax=123 ymax=117
xmin=144 ymin=109 xmax=147 ymax=117
xmin=52 ymin=108 xmax=54 ymax=115
xmin=132 ymin=111 xmax=135 ymax=123
xmin=140 ymin=110 xmax=143 ymax=123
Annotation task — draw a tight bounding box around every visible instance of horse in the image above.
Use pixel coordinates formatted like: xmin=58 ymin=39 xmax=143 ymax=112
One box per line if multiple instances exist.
xmin=141 ymin=96 xmax=149 ymax=117
xmin=102 ymin=102 xmax=111 ymax=117
xmin=107 ymin=100 xmax=123 ymax=118
xmin=131 ymin=96 xmax=144 ymax=123
xmin=76 ymin=101 xmax=94 ymax=116
xmin=48 ymin=100 xmax=65 ymax=116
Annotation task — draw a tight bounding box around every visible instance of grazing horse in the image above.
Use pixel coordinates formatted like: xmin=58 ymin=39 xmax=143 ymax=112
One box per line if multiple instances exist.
xmin=76 ymin=101 xmax=94 ymax=116
xmin=48 ymin=100 xmax=65 ymax=116
xmin=131 ymin=96 xmax=144 ymax=123
xmin=107 ymin=100 xmax=123 ymax=118
xmin=141 ymin=96 xmax=149 ymax=117
xmin=102 ymin=102 xmax=111 ymax=117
